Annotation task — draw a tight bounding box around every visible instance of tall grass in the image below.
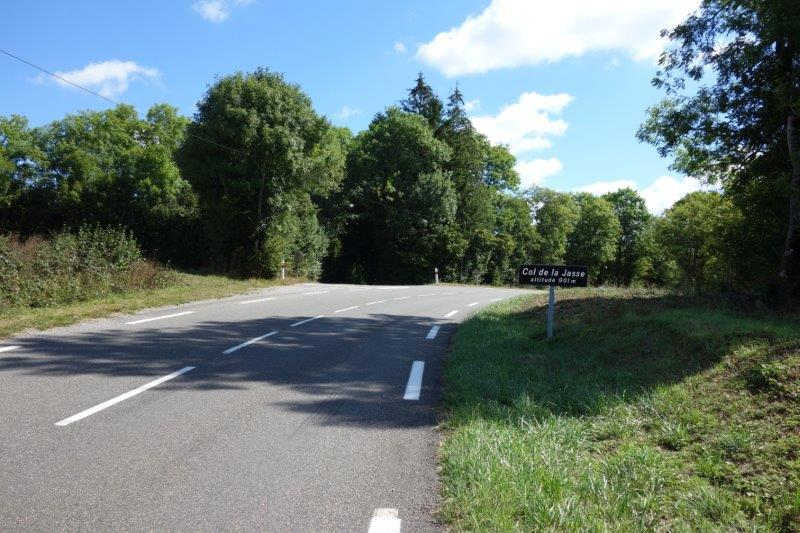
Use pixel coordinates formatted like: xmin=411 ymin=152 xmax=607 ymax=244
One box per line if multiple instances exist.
xmin=440 ymin=288 xmax=800 ymax=531
xmin=0 ymin=226 xmax=175 ymax=307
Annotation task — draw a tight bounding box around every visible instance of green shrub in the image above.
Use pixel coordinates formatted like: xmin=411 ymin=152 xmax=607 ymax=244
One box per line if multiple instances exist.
xmin=0 ymin=225 xmax=163 ymax=308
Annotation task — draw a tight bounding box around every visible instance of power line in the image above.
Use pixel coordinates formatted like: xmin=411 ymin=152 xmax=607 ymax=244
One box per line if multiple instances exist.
xmin=1 ymin=48 xmax=247 ymax=156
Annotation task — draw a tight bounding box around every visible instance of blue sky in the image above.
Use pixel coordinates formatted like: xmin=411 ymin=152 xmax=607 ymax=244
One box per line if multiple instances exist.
xmin=2 ymin=0 xmax=706 ymax=212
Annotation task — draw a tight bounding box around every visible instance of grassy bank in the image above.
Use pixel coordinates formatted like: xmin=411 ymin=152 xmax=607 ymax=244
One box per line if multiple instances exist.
xmin=0 ymin=272 xmax=299 ymax=338
xmin=440 ymin=288 xmax=800 ymax=531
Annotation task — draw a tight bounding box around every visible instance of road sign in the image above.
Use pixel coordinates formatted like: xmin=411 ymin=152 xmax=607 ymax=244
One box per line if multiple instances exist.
xmin=518 ymin=264 xmax=589 ymax=339
xmin=518 ymin=264 xmax=588 ymax=287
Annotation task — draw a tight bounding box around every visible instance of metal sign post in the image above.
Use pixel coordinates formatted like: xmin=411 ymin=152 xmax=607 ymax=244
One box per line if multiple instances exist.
xmin=518 ymin=264 xmax=588 ymax=339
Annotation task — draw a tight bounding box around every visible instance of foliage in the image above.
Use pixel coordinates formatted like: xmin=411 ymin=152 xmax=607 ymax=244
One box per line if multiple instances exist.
xmin=177 ymin=68 xmax=337 ymax=276
xmin=603 ymin=188 xmax=651 ymax=285
xmin=565 ymin=193 xmax=621 ymax=280
xmin=0 ymin=226 xmax=174 ymax=308
xmin=638 ymin=0 xmax=800 ymax=296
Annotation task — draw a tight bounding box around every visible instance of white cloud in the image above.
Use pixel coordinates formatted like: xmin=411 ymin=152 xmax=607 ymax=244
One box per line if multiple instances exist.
xmin=464 ymin=99 xmax=480 ymax=112
xmin=393 ymin=42 xmax=407 ymax=54
xmin=417 ymin=0 xmax=700 ymax=76
xmin=577 ymin=176 xmax=708 ymax=214
xmin=577 ymin=179 xmax=637 ymax=196
xmin=336 ymin=105 xmax=361 ymax=120
xmin=515 ymin=158 xmax=563 ymax=189
xmin=640 ymin=176 xmax=709 ymax=214
xmin=470 ymin=91 xmax=572 ymax=156
xmin=193 ymin=0 xmax=253 ymax=22
xmin=48 ymin=60 xmax=159 ymax=98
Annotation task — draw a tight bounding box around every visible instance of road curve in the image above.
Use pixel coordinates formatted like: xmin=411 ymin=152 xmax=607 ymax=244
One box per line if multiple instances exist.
xmin=0 ymin=282 xmax=530 ymax=531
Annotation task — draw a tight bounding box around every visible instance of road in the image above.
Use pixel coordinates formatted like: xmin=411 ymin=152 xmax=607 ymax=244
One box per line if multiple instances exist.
xmin=0 ymin=282 xmax=529 ymax=531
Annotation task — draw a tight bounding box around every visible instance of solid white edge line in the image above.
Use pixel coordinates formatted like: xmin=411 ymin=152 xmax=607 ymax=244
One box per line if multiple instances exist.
xmin=55 ymin=366 xmax=195 ymax=426
xmin=368 ymin=508 xmax=402 ymax=533
xmin=290 ymin=315 xmax=325 ymax=327
xmin=468 ymin=302 xmax=479 ymax=307
xmin=443 ymin=310 xmax=458 ymax=318
xmin=223 ymin=330 xmax=278 ymax=354
xmin=0 ymin=345 xmax=20 ymax=353
xmin=393 ymin=296 xmax=410 ymax=301
xmin=239 ymin=297 xmax=276 ymax=305
xmin=365 ymin=300 xmax=386 ymax=306
xmin=333 ymin=306 xmax=359 ymax=314
xmin=490 ymin=297 xmax=502 ymax=302
xmin=303 ymin=290 xmax=329 ymax=295
xmin=425 ymin=325 xmax=440 ymax=340
xmin=126 ymin=311 xmax=194 ymax=325
xmin=403 ymin=361 xmax=425 ymax=400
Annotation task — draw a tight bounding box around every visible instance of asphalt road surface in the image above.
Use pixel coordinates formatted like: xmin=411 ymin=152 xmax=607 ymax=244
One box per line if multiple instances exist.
xmin=0 ymin=282 xmax=530 ymax=531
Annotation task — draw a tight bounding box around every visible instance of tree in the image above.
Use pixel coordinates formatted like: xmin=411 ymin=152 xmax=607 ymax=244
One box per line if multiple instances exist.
xmin=603 ymin=188 xmax=651 ymax=285
xmin=656 ymin=191 xmax=740 ymax=293
xmin=0 ymin=115 xmax=46 ymax=211
xmin=401 ymin=73 xmax=444 ymax=133
xmin=529 ymin=188 xmax=580 ymax=263
xmin=566 ymin=193 xmax=621 ymax=280
xmin=178 ymin=69 xmax=333 ymax=275
xmin=638 ymin=0 xmax=800 ymax=295
xmin=332 ymin=108 xmax=457 ymax=283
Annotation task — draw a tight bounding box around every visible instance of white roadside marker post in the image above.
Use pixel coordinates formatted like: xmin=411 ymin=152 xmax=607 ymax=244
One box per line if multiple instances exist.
xmin=434 ymin=266 xmax=439 ymax=284
xmin=281 ymin=259 xmax=286 ymax=280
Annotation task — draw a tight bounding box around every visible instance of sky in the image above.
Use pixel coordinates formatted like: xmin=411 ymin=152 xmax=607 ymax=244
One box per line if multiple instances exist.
xmin=2 ymin=0 xmax=708 ymax=213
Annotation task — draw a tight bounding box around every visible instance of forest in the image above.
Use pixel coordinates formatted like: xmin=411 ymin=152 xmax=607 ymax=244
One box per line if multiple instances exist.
xmin=1 ymin=0 xmax=798 ymax=303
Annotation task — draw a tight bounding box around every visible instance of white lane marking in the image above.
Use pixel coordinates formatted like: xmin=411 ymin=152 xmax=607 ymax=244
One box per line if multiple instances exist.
xmin=468 ymin=302 xmax=479 ymax=307
xmin=334 ymin=306 xmax=359 ymax=314
xmin=125 ymin=311 xmax=194 ymax=325
xmin=290 ymin=315 xmax=325 ymax=327
xmin=303 ymin=290 xmax=329 ymax=295
xmin=425 ymin=325 xmax=440 ymax=340
xmin=239 ymin=297 xmax=276 ymax=305
xmin=0 ymin=345 xmax=20 ymax=353
xmin=368 ymin=508 xmax=402 ymax=533
xmin=403 ymin=361 xmax=425 ymax=401
xmin=376 ymin=286 xmax=409 ymax=290
xmin=55 ymin=366 xmax=195 ymax=427
xmin=349 ymin=287 xmax=371 ymax=292
xmin=490 ymin=297 xmax=502 ymax=302
xmin=418 ymin=293 xmax=435 ymax=297
xmin=392 ymin=296 xmax=410 ymax=301
xmin=365 ymin=300 xmax=386 ymax=306
xmin=443 ymin=310 xmax=458 ymax=318
xmin=223 ymin=331 xmax=278 ymax=354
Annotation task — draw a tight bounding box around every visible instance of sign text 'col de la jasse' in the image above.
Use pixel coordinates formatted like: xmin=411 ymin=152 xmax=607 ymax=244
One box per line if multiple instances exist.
xmin=518 ymin=264 xmax=589 ymax=287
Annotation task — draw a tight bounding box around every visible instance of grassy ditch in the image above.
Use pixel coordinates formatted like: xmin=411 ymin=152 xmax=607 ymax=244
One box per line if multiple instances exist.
xmin=439 ymin=288 xmax=800 ymax=531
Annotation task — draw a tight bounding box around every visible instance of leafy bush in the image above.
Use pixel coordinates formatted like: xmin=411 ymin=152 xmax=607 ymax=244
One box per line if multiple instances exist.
xmin=0 ymin=225 xmax=171 ymax=307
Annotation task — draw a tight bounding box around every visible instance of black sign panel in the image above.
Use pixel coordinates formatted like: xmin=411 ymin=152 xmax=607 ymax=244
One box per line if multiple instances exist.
xmin=518 ymin=264 xmax=588 ymax=287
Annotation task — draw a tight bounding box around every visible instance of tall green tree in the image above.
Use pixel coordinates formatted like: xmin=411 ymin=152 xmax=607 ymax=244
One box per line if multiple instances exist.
xmin=603 ymin=188 xmax=651 ymax=285
xmin=401 ymin=73 xmax=444 ymax=133
xmin=638 ymin=0 xmax=800 ymax=295
xmin=566 ymin=193 xmax=621 ymax=280
xmin=178 ymin=69 xmax=333 ymax=275
xmin=529 ymin=188 xmax=580 ymax=263
xmin=333 ymin=108 xmax=457 ymax=283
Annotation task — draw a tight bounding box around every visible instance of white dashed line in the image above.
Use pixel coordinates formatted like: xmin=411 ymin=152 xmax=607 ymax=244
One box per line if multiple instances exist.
xmin=54 ymin=366 xmax=195 ymax=426
xmin=223 ymin=331 xmax=278 ymax=354
xmin=303 ymin=290 xmax=329 ymax=295
xmin=418 ymin=293 xmax=435 ymax=297
xmin=239 ymin=297 xmax=275 ymax=305
xmin=365 ymin=300 xmax=386 ymax=306
xmin=290 ymin=315 xmax=325 ymax=327
xmin=468 ymin=302 xmax=479 ymax=307
xmin=334 ymin=306 xmax=359 ymax=313
xmin=403 ymin=361 xmax=425 ymax=400
xmin=0 ymin=345 xmax=20 ymax=353
xmin=392 ymin=296 xmax=410 ymax=301
xmin=125 ymin=311 xmax=194 ymax=325
xmin=425 ymin=326 xmax=440 ymax=340
xmin=368 ymin=508 xmax=402 ymax=533
xmin=443 ymin=310 xmax=458 ymax=318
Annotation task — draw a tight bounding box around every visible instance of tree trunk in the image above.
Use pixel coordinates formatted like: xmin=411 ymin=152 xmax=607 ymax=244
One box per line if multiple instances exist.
xmin=779 ymin=112 xmax=800 ymax=294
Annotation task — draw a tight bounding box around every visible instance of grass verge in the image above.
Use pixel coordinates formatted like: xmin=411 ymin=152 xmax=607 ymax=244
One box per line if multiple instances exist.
xmin=440 ymin=288 xmax=800 ymax=531
xmin=0 ymin=272 xmax=302 ymax=338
